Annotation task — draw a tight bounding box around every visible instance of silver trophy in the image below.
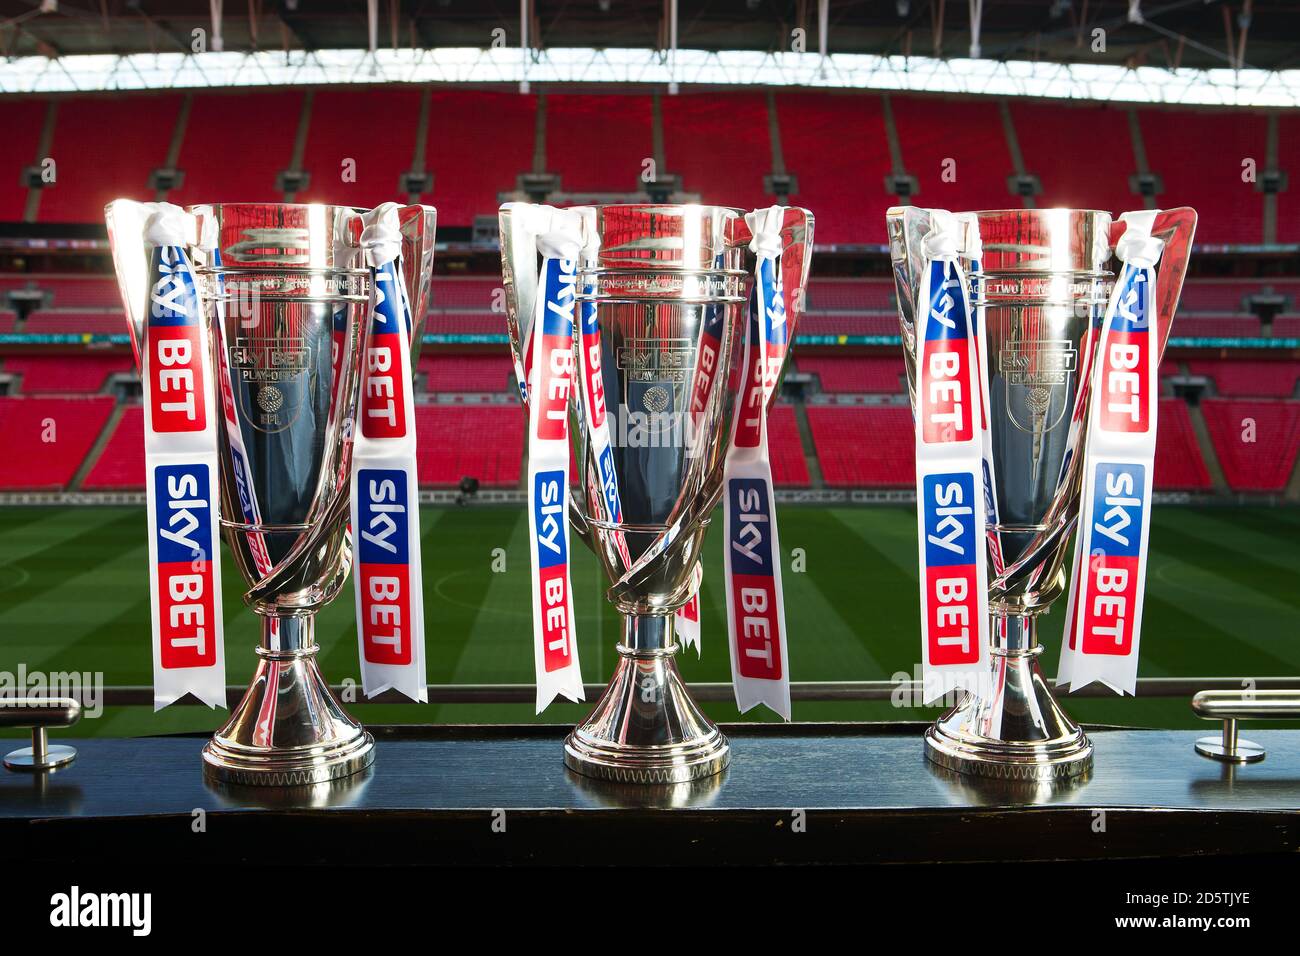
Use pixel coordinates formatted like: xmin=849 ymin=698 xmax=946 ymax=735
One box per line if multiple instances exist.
xmin=888 ymin=206 xmax=1195 ymax=781
xmin=500 ymin=204 xmax=813 ymax=784
xmin=107 ymin=201 xmax=435 ymax=785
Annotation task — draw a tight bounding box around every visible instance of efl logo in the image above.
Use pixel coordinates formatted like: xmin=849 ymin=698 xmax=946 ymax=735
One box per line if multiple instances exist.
xmin=537 ymin=260 xmax=576 ymax=442
xmin=1080 ymin=463 xmax=1144 ymax=656
xmin=153 ymin=464 xmax=216 ymax=669
xmin=362 ymin=268 xmax=408 ymax=439
xmin=922 ymin=472 xmax=980 ymax=666
xmin=533 ymin=469 xmax=572 ymax=672
xmin=1099 ymin=271 xmax=1151 ymax=433
xmin=147 ymin=247 xmax=206 ymax=433
xmin=728 ymin=478 xmax=782 ymax=680
xmin=919 ymin=264 xmax=972 ymax=445
xmin=357 ymin=469 xmax=413 ymax=665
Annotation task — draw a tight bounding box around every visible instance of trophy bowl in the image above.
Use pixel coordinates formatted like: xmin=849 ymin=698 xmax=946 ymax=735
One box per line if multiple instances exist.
xmin=500 ymin=203 xmax=812 ymax=784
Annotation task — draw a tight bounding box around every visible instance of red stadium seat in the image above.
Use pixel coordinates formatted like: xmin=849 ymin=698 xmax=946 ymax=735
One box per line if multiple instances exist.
xmin=1188 ymin=359 xmax=1300 ymax=398
xmin=1201 ymin=399 xmax=1300 ymax=492
xmin=1279 ymin=114 xmax=1300 ymax=244
xmin=768 ymin=404 xmax=810 ymax=488
xmin=1138 ymin=108 xmax=1266 ymax=245
xmin=2 ymin=354 xmax=132 ymax=393
xmin=414 ymin=404 xmax=524 ymax=487
xmin=775 ymin=93 xmax=892 ymax=245
xmin=425 ymin=90 xmax=535 ymax=228
xmin=548 ymin=93 xmax=654 ymax=194
xmin=662 ymin=92 xmax=771 ymax=211
xmin=1154 ymin=399 xmax=1211 ymax=490
xmin=24 ymin=312 xmax=125 ymax=336
xmin=169 ymin=91 xmax=306 ymax=206
xmin=427 ymin=314 xmax=509 ymax=337
xmin=806 ymin=405 xmax=914 ymax=487
xmin=891 ymin=94 xmax=1015 ymax=213
xmin=807 ymin=279 xmax=894 ymax=312
xmin=83 ymin=404 xmax=144 ymax=489
xmin=0 ymin=99 xmax=47 ymax=222
xmin=39 ymin=95 xmax=182 ymax=223
xmin=1010 ymin=101 xmax=1134 ymax=214
xmin=799 ymin=315 xmax=898 ymax=337
xmin=798 ymin=356 xmax=904 ymax=394
xmin=0 ymin=395 xmax=114 ymax=489
xmin=419 ymin=354 xmax=515 ymax=393
xmin=297 ymin=88 xmax=423 ymax=210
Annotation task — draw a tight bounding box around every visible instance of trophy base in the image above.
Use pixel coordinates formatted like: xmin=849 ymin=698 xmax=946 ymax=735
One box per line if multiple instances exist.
xmin=924 ymin=642 xmax=1093 ymax=783
xmin=564 ymin=638 xmax=729 ymax=786
xmin=201 ymin=646 xmax=375 ymax=787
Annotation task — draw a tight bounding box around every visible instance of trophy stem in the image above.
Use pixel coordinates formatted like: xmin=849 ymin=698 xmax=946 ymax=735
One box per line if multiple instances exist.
xmin=201 ymin=614 xmax=375 ymax=787
xmin=563 ymin=614 xmax=730 ymax=785
xmin=924 ymin=612 xmax=1093 ymax=782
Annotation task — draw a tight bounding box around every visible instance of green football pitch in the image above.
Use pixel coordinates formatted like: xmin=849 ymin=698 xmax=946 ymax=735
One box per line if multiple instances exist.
xmin=0 ymin=503 xmax=1297 ymax=737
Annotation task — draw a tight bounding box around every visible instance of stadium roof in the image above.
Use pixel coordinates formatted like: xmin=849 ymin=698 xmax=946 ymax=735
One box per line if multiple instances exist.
xmin=2 ymin=0 xmax=1296 ymax=72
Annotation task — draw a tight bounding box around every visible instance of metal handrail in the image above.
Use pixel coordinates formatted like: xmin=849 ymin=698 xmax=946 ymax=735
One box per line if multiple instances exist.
xmin=86 ymin=676 xmax=1300 ymax=708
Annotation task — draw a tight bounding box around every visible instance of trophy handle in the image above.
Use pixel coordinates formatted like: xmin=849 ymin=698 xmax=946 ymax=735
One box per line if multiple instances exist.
xmin=496 ymin=201 xmax=594 ymax=549
xmin=1110 ymin=206 xmax=1197 ymax=360
xmin=396 ymin=204 xmax=437 ymax=356
xmin=730 ymin=205 xmax=815 ymax=411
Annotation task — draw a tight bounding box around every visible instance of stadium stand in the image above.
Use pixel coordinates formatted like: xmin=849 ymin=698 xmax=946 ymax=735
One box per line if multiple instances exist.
xmin=1173 ymin=316 xmax=1261 ymax=338
xmin=806 ymin=405 xmax=914 ymax=487
xmin=1 ymin=354 xmax=131 ymax=393
xmin=83 ymin=404 xmax=144 ymax=489
xmin=169 ymin=90 xmax=306 ymax=206
xmin=768 ymin=403 xmax=810 ymax=488
xmin=0 ymin=98 xmax=47 ymax=221
xmin=1138 ymin=108 xmax=1267 ymax=245
xmin=799 ymin=314 xmax=897 ymax=337
xmin=40 ymin=94 xmax=181 ymax=222
xmin=27 ymin=276 xmax=119 ymax=309
xmin=419 ymin=354 xmax=514 ymax=393
xmin=1154 ymin=399 xmax=1212 ymax=490
xmin=892 ymin=94 xmax=1015 ymax=213
xmin=1010 ymin=101 xmax=1135 ymax=214
xmin=0 ymin=395 xmax=114 ymax=489
xmin=414 ymin=404 xmax=523 ymax=487
xmin=807 ymin=278 xmax=894 ymax=312
xmin=1201 ymin=398 xmax=1300 ymax=492
xmin=433 ymin=278 xmax=499 ymax=311
xmin=775 ymin=92 xmax=892 ymax=245
xmin=428 ymin=314 xmax=508 ymax=337
xmin=1272 ymin=316 xmax=1300 ymax=338
xmin=662 ymin=92 xmax=772 ymax=211
xmin=798 ymin=355 xmax=904 ymax=393
xmin=548 ymin=93 xmax=654 ymax=194
xmin=1280 ymin=113 xmax=1300 ymax=245
xmin=1188 ymin=359 xmax=1300 ymax=398
xmin=425 ymin=90 xmax=535 ymax=228
xmin=24 ymin=312 xmax=123 ymax=336
xmin=0 ymin=313 xmax=15 ymax=333
xmin=297 ymin=88 xmax=423 ymax=210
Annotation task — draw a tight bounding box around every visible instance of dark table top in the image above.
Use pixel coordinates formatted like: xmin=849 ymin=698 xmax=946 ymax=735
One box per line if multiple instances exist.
xmin=2 ymin=724 xmax=1298 ymax=864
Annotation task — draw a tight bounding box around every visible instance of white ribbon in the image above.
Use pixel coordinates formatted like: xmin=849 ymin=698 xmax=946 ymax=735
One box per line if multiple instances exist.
xmin=350 ymin=202 xmax=428 ymax=702
xmin=911 ymin=207 xmax=990 ymax=704
xmin=721 ymin=205 xmax=792 ymax=720
xmin=1059 ymin=210 xmax=1163 ymax=695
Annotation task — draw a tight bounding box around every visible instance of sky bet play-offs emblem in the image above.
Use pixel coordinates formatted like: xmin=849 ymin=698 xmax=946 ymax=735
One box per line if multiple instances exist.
xmin=1099 ymin=268 xmax=1152 ymax=434
xmin=357 ymin=469 xmax=414 ymax=666
xmin=153 ymin=464 xmax=217 ymax=670
xmin=1079 ymin=462 xmax=1145 ymax=657
xmin=919 ymin=268 xmax=973 ymax=445
xmin=728 ymin=478 xmax=783 ymax=681
xmin=147 ymin=246 xmax=207 ymax=434
xmin=532 ymin=469 xmax=572 ymax=672
xmin=921 ymin=472 xmax=981 ymax=667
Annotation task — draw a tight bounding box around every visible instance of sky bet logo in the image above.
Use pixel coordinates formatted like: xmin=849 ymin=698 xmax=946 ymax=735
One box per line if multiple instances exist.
xmin=533 ymin=469 xmax=572 ymax=672
xmin=357 ymin=469 xmax=413 ymax=665
xmin=153 ymin=464 xmax=216 ymax=669
xmin=147 ymin=246 xmax=206 ymax=433
xmin=922 ymin=472 xmax=980 ymax=666
xmin=1080 ymin=462 xmax=1145 ymax=656
xmin=1099 ymin=269 xmax=1151 ymax=434
xmin=919 ymin=264 xmax=973 ymax=445
xmin=537 ymin=259 xmax=576 ymax=442
xmin=729 ymin=478 xmax=782 ymax=680
xmin=580 ymin=301 xmax=608 ymax=429
xmin=361 ymin=263 xmax=408 ymax=440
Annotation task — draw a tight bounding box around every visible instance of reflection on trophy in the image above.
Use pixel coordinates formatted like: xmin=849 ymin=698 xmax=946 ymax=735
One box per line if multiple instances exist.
xmin=500 ymin=203 xmax=812 ymax=784
xmin=888 ymin=206 xmax=1196 ymax=781
xmin=107 ymin=201 xmax=436 ymax=785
